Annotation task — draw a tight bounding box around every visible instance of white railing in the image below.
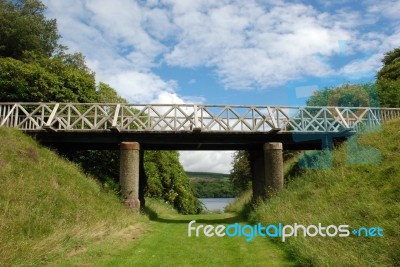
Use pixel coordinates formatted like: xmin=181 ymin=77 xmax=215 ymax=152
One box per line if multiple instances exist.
xmin=1 ymin=103 xmax=400 ymax=133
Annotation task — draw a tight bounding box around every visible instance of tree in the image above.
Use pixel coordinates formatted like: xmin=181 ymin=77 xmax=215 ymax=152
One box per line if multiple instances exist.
xmin=0 ymin=0 xmax=61 ymax=59
xmin=96 ymin=82 xmax=128 ymax=103
xmin=306 ymin=83 xmax=379 ymax=107
xmin=144 ymin=151 xmax=202 ymax=214
xmin=377 ymin=47 xmax=400 ymax=108
xmin=0 ymin=56 xmax=96 ymax=102
xmin=229 ymin=151 xmax=252 ymax=194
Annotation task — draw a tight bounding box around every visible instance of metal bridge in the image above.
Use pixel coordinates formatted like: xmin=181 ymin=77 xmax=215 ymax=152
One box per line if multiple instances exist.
xmin=1 ymin=103 xmax=400 ymax=150
xmin=2 ymin=102 xmax=400 ymax=208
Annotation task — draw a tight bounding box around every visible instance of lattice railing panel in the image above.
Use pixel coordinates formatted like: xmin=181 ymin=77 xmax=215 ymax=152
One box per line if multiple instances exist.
xmin=1 ymin=103 xmax=400 ymax=133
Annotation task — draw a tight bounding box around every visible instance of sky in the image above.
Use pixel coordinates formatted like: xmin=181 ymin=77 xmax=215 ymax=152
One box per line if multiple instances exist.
xmin=42 ymin=0 xmax=400 ymax=173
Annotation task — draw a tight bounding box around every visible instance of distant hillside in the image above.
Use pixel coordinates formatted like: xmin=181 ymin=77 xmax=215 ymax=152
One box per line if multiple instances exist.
xmin=0 ymin=128 xmax=143 ymax=266
xmin=187 ymin=171 xmax=229 ymax=180
xmin=187 ymin=172 xmax=235 ymax=198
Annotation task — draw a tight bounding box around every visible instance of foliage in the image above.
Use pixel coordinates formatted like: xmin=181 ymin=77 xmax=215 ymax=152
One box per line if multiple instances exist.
xmin=306 ymin=82 xmax=380 ymax=107
xmin=144 ymin=151 xmax=202 ymax=214
xmin=229 ymin=150 xmax=252 ymax=194
xmin=0 ymin=0 xmax=61 ymax=59
xmin=96 ymin=82 xmax=128 ymax=103
xmin=246 ymin=119 xmax=400 ymax=266
xmin=0 ymin=56 xmax=96 ymax=102
xmin=377 ymin=47 xmax=400 ymax=108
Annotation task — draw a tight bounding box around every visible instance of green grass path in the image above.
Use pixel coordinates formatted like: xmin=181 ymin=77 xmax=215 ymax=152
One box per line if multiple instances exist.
xmin=58 ymin=200 xmax=294 ymax=267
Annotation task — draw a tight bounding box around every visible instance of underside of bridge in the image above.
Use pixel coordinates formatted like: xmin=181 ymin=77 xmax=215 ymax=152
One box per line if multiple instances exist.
xmin=118 ymin=141 xmax=286 ymax=211
xmin=26 ymin=130 xmax=352 ymax=211
xmin=28 ymin=130 xmax=351 ymax=150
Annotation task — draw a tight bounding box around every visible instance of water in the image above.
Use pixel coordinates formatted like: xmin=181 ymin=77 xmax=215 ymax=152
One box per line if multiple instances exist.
xmin=199 ymin=198 xmax=235 ymax=212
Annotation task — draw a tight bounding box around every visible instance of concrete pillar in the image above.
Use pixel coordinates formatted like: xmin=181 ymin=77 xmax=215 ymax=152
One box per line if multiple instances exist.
xmin=120 ymin=142 xmax=140 ymax=211
xmin=264 ymin=142 xmax=284 ymax=192
xmin=250 ymin=142 xmax=284 ymax=201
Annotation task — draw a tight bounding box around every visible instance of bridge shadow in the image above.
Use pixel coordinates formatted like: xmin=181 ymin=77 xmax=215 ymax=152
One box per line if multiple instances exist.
xmin=143 ymin=205 xmax=245 ymax=225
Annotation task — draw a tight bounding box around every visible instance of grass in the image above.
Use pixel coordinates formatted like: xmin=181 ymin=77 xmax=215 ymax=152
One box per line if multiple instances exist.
xmin=0 ymin=128 xmax=144 ymax=266
xmin=59 ymin=198 xmax=295 ymax=267
xmin=236 ymin=119 xmax=400 ymax=266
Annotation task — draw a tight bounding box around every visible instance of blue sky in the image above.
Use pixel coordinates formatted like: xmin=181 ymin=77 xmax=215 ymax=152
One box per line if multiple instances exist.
xmin=43 ymin=0 xmax=400 ymax=173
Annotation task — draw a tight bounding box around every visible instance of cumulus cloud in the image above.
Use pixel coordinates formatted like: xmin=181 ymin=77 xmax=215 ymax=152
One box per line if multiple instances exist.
xmin=164 ymin=1 xmax=353 ymax=88
xmin=179 ymin=151 xmax=234 ymax=174
xmin=44 ymin=0 xmax=400 ymax=94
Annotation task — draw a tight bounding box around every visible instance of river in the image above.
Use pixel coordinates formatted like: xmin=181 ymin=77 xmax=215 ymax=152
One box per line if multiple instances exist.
xmin=199 ymin=198 xmax=236 ymax=212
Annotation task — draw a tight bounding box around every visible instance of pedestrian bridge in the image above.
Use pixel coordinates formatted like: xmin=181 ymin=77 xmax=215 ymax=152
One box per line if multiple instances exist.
xmin=2 ymin=102 xmax=400 ymax=209
xmin=1 ymin=103 xmax=399 ymax=150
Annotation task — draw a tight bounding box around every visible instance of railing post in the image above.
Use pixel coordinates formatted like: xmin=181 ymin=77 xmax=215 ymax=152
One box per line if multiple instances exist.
xmin=44 ymin=103 xmax=59 ymax=130
xmin=194 ymin=104 xmax=199 ymax=129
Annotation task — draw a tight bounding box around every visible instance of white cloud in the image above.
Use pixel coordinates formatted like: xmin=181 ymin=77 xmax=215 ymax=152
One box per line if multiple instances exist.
xmin=44 ymin=0 xmax=400 ymax=94
xmin=103 ymin=71 xmax=177 ymax=103
xmin=163 ymin=1 xmax=356 ymax=89
xmin=179 ymin=151 xmax=234 ymax=174
xmin=43 ymin=0 xmax=193 ymax=104
xmin=367 ymin=0 xmax=400 ymax=21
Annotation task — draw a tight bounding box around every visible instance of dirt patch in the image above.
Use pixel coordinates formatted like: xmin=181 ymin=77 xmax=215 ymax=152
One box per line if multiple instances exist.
xmin=113 ymin=223 xmax=147 ymax=241
xmin=67 ymin=246 xmax=87 ymax=257
xmin=18 ymin=147 xmax=39 ymax=163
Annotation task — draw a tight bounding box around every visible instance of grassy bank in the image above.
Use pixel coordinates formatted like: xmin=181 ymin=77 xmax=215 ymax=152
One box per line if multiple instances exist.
xmin=235 ymin=119 xmax=400 ymax=266
xmin=0 ymin=128 xmax=144 ymax=266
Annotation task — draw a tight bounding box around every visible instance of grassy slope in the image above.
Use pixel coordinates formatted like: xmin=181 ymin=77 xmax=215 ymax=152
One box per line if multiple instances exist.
xmin=247 ymin=119 xmax=400 ymax=266
xmin=0 ymin=128 xmax=143 ymax=266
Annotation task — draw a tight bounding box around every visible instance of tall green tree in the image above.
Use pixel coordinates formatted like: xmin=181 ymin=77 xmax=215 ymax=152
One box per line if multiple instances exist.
xmin=0 ymin=0 xmax=61 ymax=59
xmin=0 ymin=56 xmax=96 ymax=102
xmin=306 ymin=83 xmax=379 ymax=107
xmin=229 ymin=151 xmax=252 ymax=194
xmin=377 ymin=47 xmax=400 ymax=108
xmin=145 ymin=151 xmax=202 ymax=214
xmin=96 ymin=82 xmax=128 ymax=103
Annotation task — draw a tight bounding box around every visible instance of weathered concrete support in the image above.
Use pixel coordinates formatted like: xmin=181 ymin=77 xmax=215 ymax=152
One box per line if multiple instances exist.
xmin=120 ymin=142 xmax=140 ymax=211
xmin=264 ymin=142 xmax=284 ymax=192
xmin=250 ymin=142 xmax=284 ymax=201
